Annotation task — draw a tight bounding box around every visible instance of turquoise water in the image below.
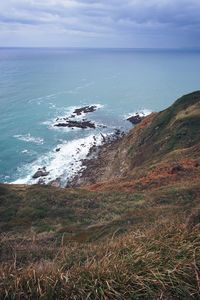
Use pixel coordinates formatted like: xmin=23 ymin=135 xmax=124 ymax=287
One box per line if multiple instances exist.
xmin=0 ymin=48 xmax=200 ymax=185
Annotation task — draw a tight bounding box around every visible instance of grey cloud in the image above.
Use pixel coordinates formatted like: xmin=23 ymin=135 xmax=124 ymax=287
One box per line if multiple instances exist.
xmin=0 ymin=0 xmax=200 ymax=47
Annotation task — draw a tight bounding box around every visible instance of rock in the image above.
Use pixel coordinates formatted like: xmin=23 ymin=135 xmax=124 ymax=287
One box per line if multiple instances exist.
xmin=49 ymin=178 xmax=61 ymax=187
xmin=73 ymin=105 xmax=97 ymax=116
xmin=54 ymin=105 xmax=100 ymax=129
xmin=54 ymin=120 xmax=96 ymax=129
xmin=115 ymin=129 xmax=121 ymax=135
xmin=32 ymin=167 xmax=49 ymax=179
xmin=38 ymin=178 xmax=45 ymax=185
xmin=87 ymin=145 xmax=97 ymax=157
xmin=127 ymin=113 xmax=143 ymax=125
xmin=100 ymin=133 xmax=106 ymax=143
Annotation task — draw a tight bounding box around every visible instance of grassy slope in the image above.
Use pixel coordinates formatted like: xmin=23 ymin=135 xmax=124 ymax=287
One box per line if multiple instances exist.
xmin=83 ymin=91 xmax=200 ymax=191
xmin=127 ymin=91 xmax=200 ymax=164
xmin=0 ymin=92 xmax=200 ymax=299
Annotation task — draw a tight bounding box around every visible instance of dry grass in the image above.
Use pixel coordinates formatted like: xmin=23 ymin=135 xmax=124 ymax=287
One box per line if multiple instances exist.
xmin=0 ymin=218 xmax=199 ymax=300
xmin=0 ymin=180 xmax=200 ymax=299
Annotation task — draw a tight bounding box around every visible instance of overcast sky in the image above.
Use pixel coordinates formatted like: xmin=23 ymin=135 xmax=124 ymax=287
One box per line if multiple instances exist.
xmin=0 ymin=0 xmax=200 ymax=48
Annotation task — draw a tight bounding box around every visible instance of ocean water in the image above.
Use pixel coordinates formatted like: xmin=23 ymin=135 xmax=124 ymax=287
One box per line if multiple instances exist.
xmin=0 ymin=48 xmax=200 ymax=185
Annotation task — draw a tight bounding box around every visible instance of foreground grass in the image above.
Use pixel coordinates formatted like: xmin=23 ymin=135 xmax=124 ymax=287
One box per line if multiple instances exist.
xmin=0 ymin=219 xmax=200 ymax=299
xmin=0 ymin=182 xmax=200 ymax=299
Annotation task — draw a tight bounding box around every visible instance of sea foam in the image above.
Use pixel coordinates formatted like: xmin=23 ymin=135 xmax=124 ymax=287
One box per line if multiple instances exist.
xmin=12 ymin=133 xmax=105 ymax=187
xmin=124 ymin=109 xmax=152 ymax=119
xmin=14 ymin=134 xmax=44 ymax=145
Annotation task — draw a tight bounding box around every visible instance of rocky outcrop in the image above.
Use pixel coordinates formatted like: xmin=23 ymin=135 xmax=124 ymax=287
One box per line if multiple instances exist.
xmin=127 ymin=113 xmax=144 ymax=125
xmin=32 ymin=167 xmax=49 ymax=179
xmin=73 ymin=105 xmax=97 ymax=116
xmin=53 ymin=105 xmax=100 ymax=129
xmin=54 ymin=120 xmax=96 ymax=129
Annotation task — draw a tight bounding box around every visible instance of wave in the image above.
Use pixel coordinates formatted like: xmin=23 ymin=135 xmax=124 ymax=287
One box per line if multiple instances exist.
xmin=12 ymin=133 xmax=105 ymax=187
xmin=67 ymin=81 xmax=95 ymax=94
xmin=124 ymin=109 xmax=152 ymax=119
xmin=14 ymin=134 xmax=44 ymax=145
xmin=28 ymin=94 xmax=55 ymax=104
xmin=21 ymin=149 xmax=29 ymax=154
xmin=27 ymin=92 xmax=64 ymax=104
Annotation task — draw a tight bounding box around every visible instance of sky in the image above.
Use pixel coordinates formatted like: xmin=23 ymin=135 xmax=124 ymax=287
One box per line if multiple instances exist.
xmin=0 ymin=0 xmax=200 ymax=48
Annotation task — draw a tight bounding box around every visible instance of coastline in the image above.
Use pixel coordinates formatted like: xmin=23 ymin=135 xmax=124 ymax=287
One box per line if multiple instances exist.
xmin=66 ymin=129 xmax=126 ymax=188
xmin=10 ymin=106 xmax=152 ymax=187
xmin=65 ymin=112 xmax=156 ymax=188
xmin=37 ymin=109 xmax=154 ymax=187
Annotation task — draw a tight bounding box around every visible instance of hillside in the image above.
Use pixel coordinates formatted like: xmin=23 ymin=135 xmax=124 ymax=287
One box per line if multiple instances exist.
xmin=0 ymin=91 xmax=200 ymax=299
xmin=70 ymin=91 xmax=200 ymax=191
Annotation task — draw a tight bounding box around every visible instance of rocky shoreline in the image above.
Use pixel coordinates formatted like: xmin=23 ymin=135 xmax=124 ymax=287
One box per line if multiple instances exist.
xmin=31 ymin=129 xmax=125 ymax=187
xmin=65 ymin=129 xmax=125 ymax=188
xmin=31 ymin=105 xmax=149 ymax=187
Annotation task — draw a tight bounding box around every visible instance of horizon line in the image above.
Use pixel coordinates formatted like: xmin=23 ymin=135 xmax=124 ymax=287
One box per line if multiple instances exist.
xmin=1 ymin=46 xmax=200 ymax=51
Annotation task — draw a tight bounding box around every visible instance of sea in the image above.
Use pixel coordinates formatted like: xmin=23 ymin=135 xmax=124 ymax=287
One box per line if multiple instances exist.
xmin=0 ymin=48 xmax=200 ymax=186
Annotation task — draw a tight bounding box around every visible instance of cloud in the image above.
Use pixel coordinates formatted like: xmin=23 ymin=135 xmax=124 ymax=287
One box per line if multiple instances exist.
xmin=0 ymin=0 xmax=200 ymax=47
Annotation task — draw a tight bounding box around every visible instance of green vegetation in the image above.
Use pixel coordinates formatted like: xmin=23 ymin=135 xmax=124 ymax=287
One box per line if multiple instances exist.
xmin=0 ymin=185 xmax=145 ymax=234
xmin=129 ymin=92 xmax=200 ymax=160
xmin=127 ymin=90 xmax=200 ymax=165
xmin=0 ymin=92 xmax=200 ymax=299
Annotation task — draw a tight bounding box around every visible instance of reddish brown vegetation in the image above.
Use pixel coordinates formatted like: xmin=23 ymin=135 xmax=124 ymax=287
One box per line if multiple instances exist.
xmin=84 ymin=157 xmax=200 ymax=193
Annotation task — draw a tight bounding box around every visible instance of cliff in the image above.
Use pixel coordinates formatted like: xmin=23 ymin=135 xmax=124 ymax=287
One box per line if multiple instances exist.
xmin=69 ymin=91 xmax=200 ymax=191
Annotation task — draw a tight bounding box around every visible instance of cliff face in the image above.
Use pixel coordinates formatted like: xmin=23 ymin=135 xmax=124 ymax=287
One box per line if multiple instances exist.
xmin=72 ymin=91 xmax=200 ymax=191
